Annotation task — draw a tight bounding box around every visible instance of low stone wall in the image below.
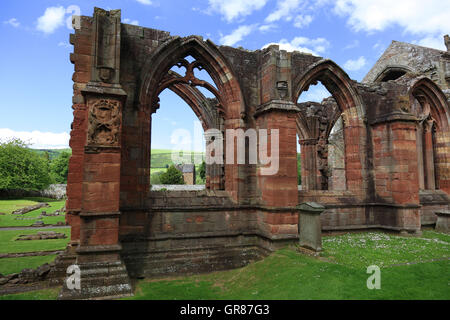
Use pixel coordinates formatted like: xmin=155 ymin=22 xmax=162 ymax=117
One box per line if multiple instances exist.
xmin=0 ymin=184 xmax=67 ymax=200
xmin=119 ymin=190 xmax=288 ymax=278
xmin=151 ymin=185 xmax=206 ymax=191
xmin=299 ymin=190 xmax=422 ymax=232
xmin=419 ymin=190 xmax=450 ymax=225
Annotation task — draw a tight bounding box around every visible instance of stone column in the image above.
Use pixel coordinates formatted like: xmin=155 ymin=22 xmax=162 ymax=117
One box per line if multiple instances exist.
xmin=299 ymin=139 xmax=318 ymax=191
xmin=204 ymin=130 xmax=224 ymax=190
xmin=59 ymin=8 xmax=132 ymax=300
xmin=423 ymin=119 xmax=436 ymax=190
xmin=298 ymin=202 xmax=325 ymax=252
xmin=255 ymin=101 xmax=300 ymax=240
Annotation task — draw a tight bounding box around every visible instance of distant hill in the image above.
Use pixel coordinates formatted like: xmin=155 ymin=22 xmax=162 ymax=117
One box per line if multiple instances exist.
xmin=29 ymin=148 xmax=204 ymax=167
xmin=151 ymin=150 xmax=205 ymax=168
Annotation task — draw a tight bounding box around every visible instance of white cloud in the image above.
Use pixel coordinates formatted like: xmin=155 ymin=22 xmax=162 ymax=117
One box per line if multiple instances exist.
xmin=123 ymin=18 xmax=139 ymax=26
xmin=343 ymin=56 xmax=366 ymax=71
xmin=334 ymin=0 xmax=450 ymax=36
xmin=58 ymin=41 xmax=71 ymax=48
xmin=259 ymin=24 xmax=277 ymax=32
xmin=0 ymin=129 xmax=70 ymax=149
xmin=263 ymin=37 xmax=330 ymax=56
xmin=207 ymin=0 xmax=269 ymax=22
xmin=413 ymin=35 xmax=447 ymax=51
xmin=36 ymin=6 xmax=66 ymax=34
xmin=266 ymin=0 xmax=306 ymax=23
xmin=293 ymin=14 xmax=313 ymax=28
xmin=3 ymin=18 xmax=20 ymax=28
xmin=136 ymin=0 xmax=153 ymax=4
xmin=220 ymin=25 xmax=257 ymax=46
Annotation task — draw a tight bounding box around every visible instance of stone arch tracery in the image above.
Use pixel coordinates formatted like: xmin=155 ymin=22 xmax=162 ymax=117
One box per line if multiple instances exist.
xmin=409 ymin=77 xmax=450 ymax=193
xmin=138 ymin=36 xmax=246 ymax=192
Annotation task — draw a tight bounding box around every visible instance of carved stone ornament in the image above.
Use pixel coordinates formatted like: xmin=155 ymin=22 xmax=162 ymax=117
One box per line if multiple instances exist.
xmin=88 ymin=99 xmax=121 ymax=146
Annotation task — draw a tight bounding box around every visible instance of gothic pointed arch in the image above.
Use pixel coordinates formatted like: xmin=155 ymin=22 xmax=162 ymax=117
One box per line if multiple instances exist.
xmin=374 ymin=65 xmax=413 ymax=83
xmin=293 ymin=59 xmax=367 ymax=194
xmin=138 ymin=36 xmax=246 ymax=120
xmin=409 ymin=77 xmax=450 ymax=130
xmin=409 ymin=76 xmax=450 ymax=193
xmin=293 ymin=59 xmax=365 ymax=126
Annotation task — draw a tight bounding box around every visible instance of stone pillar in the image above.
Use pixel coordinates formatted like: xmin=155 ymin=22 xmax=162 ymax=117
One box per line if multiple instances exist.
xmin=298 ymin=202 xmax=325 ymax=252
xmin=255 ymin=101 xmax=300 ymax=239
xmin=60 ymin=8 xmax=132 ymax=300
xmin=423 ymin=119 xmax=436 ymax=190
xmin=299 ymin=139 xmax=318 ymax=191
xmin=204 ymin=130 xmax=224 ymax=190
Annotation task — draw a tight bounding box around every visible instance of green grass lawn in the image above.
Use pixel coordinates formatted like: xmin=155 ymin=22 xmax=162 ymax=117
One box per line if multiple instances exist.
xmin=0 ymin=288 xmax=59 ymax=300
xmin=125 ymin=230 xmax=449 ymax=300
xmin=0 ymin=255 xmax=58 ymax=275
xmin=0 ymin=228 xmax=70 ymax=255
xmin=0 ymin=197 xmax=66 ymax=227
xmin=1 ymin=230 xmax=449 ymax=300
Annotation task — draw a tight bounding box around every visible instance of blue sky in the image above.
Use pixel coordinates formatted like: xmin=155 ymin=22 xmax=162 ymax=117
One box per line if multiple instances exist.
xmin=0 ymin=0 xmax=448 ymax=150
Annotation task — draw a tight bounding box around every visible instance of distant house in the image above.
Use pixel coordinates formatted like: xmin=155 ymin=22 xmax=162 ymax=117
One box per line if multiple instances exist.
xmin=175 ymin=164 xmax=196 ymax=185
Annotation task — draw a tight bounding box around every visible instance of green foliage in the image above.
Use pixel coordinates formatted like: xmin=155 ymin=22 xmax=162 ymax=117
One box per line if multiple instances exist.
xmin=297 ymin=153 xmax=302 ymax=185
xmin=32 ymin=149 xmax=71 ymax=161
xmin=0 ymin=139 xmax=52 ymax=191
xmin=150 ymin=171 xmax=163 ymax=185
xmin=159 ymin=165 xmax=184 ymax=185
xmin=199 ymin=161 xmax=206 ymax=180
xmin=50 ymin=151 xmax=71 ymax=184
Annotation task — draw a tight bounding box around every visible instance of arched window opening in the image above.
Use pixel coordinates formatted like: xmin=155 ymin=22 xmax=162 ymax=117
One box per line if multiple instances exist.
xmin=296 ymin=134 xmax=302 ymax=189
xmin=150 ymin=88 xmax=206 ymax=189
xmin=412 ymin=96 xmax=439 ymax=191
xmin=296 ymin=82 xmax=346 ymax=191
xmin=149 ymin=53 xmax=228 ymax=191
xmin=380 ymin=70 xmax=406 ymax=82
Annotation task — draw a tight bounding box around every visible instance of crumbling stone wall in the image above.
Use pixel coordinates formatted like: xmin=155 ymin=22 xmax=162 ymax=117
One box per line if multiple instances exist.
xmin=62 ymin=8 xmax=450 ymax=299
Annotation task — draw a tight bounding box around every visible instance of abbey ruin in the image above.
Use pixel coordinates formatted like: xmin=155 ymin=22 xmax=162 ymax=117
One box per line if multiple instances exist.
xmin=59 ymin=8 xmax=450 ymax=299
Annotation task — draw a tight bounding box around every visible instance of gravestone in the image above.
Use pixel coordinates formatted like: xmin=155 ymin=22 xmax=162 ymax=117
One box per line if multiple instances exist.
xmin=435 ymin=210 xmax=450 ymax=233
xmin=297 ymin=202 xmax=325 ymax=252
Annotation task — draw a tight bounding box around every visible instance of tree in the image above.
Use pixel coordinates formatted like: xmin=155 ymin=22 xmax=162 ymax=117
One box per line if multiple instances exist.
xmin=0 ymin=138 xmax=52 ymax=191
xmin=199 ymin=161 xmax=206 ymax=180
xmin=159 ymin=165 xmax=184 ymax=185
xmin=50 ymin=151 xmax=71 ymax=184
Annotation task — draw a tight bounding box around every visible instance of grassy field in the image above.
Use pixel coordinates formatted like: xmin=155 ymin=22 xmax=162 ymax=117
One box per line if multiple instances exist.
xmin=123 ymin=230 xmax=449 ymax=300
xmin=0 ymin=255 xmax=58 ymax=275
xmin=0 ymin=228 xmax=70 ymax=255
xmin=150 ymin=150 xmax=204 ymax=169
xmin=1 ymin=230 xmax=448 ymax=300
xmin=0 ymin=197 xmax=66 ymax=228
xmin=0 ymin=227 xmax=70 ymax=275
xmin=0 ymin=287 xmax=59 ymax=300
xmin=0 ymin=197 xmax=70 ymax=276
